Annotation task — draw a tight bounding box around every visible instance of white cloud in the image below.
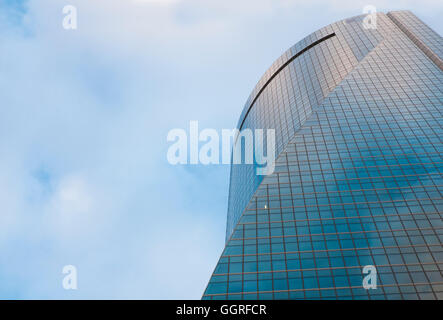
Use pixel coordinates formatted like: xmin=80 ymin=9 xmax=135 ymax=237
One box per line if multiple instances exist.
xmin=0 ymin=0 xmax=441 ymax=299
xmin=53 ymin=175 xmax=93 ymax=214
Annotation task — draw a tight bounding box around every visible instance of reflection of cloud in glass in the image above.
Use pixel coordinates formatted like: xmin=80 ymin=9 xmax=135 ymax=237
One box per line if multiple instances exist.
xmin=0 ymin=0 xmax=442 ymax=300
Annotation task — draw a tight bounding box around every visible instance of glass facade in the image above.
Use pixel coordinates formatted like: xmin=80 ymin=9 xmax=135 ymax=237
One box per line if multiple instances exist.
xmin=203 ymin=11 xmax=443 ymax=300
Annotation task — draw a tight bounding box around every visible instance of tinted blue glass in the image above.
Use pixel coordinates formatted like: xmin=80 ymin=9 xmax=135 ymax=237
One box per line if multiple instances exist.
xmin=204 ymin=10 xmax=443 ymax=300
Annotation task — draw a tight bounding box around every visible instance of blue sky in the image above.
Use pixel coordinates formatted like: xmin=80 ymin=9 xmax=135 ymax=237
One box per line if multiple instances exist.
xmin=0 ymin=0 xmax=442 ymax=299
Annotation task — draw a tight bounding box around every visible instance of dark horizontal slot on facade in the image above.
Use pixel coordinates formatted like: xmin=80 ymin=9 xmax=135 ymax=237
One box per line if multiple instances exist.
xmin=238 ymin=32 xmax=336 ymax=131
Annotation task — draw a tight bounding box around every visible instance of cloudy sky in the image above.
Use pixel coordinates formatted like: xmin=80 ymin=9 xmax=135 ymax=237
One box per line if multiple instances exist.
xmin=0 ymin=0 xmax=442 ymax=299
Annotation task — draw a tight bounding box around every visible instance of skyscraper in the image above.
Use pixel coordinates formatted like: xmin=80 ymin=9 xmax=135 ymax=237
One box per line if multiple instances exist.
xmin=203 ymin=11 xmax=443 ymax=300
